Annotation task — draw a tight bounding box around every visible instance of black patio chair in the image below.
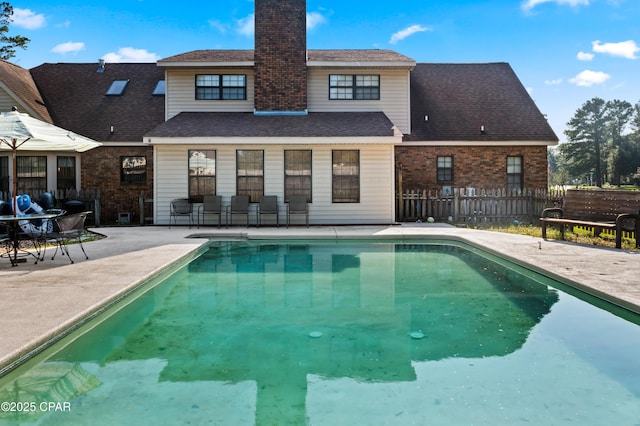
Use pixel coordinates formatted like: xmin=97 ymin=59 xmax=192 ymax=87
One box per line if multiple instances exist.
xmin=169 ymin=198 xmax=194 ymax=228
xmin=226 ymin=195 xmax=250 ymax=227
xmin=198 ymin=195 xmax=222 ymax=228
xmin=286 ymin=195 xmax=309 ymax=228
xmin=46 ymin=211 xmax=90 ymax=264
xmin=257 ymin=195 xmax=279 ymax=227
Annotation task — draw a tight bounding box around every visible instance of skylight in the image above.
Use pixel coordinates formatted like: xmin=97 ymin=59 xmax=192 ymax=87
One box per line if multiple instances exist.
xmin=153 ymin=80 xmax=166 ymax=96
xmin=106 ymin=79 xmax=129 ymax=96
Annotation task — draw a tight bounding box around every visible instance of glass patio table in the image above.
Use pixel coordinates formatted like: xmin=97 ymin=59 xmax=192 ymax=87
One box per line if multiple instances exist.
xmin=0 ymin=213 xmax=61 ymax=267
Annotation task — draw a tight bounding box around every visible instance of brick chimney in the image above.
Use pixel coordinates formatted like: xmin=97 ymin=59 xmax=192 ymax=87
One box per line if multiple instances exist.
xmin=254 ymin=0 xmax=307 ymax=113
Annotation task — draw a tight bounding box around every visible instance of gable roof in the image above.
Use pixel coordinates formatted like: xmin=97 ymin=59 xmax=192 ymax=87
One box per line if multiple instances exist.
xmin=158 ymin=49 xmax=415 ymax=68
xmin=0 ymin=60 xmax=52 ymax=122
xmin=29 ymin=62 xmax=165 ymax=142
xmin=406 ymin=63 xmax=558 ymax=143
xmin=145 ymin=112 xmax=398 ymax=139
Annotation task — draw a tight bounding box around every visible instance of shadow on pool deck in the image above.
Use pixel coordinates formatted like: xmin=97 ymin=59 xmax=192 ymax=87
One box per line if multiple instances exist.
xmin=1 ymin=224 xmax=639 ymax=372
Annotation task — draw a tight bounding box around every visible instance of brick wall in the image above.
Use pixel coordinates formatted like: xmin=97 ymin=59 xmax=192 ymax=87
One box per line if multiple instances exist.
xmin=254 ymin=0 xmax=307 ymax=112
xmin=395 ymin=145 xmax=549 ymax=192
xmin=81 ymin=146 xmax=154 ymax=223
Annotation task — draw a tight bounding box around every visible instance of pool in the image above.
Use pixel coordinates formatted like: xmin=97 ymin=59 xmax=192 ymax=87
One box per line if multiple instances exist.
xmin=0 ymin=239 xmax=639 ymax=425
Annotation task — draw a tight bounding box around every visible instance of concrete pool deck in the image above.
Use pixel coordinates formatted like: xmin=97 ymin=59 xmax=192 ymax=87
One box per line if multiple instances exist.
xmin=1 ymin=223 xmax=639 ymax=373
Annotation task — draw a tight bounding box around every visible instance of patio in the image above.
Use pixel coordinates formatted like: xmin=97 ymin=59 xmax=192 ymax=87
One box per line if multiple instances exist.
xmin=1 ymin=224 xmax=639 ymax=373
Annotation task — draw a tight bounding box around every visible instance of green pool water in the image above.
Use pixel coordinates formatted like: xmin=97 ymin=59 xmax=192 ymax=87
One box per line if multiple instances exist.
xmin=1 ymin=239 xmax=639 ymax=425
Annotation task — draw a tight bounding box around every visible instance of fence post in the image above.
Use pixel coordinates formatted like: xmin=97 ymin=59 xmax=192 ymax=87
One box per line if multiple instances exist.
xmin=93 ymin=188 xmax=101 ymax=226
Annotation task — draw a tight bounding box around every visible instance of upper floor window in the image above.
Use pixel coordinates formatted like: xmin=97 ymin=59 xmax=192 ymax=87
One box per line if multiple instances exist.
xmin=329 ymin=74 xmax=380 ymax=100
xmin=196 ymin=74 xmax=247 ymax=100
xmin=507 ymin=156 xmax=523 ymax=191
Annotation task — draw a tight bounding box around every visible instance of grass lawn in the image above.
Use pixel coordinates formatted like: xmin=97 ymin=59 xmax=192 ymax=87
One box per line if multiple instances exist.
xmin=480 ymin=223 xmax=640 ymax=252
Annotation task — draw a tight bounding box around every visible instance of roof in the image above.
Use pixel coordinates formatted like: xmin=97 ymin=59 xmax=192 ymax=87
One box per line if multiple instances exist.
xmin=406 ymin=63 xmax=558 ymax=142
xmin=0 ymin=60 xmax=52 ymax=122
xmin=29 ymin=62 xmax=165 ymax=142
xmin=145 ymin=112 xmax=397 ymax=138
xmin=158 ymin=49 xmax=415 ymax=67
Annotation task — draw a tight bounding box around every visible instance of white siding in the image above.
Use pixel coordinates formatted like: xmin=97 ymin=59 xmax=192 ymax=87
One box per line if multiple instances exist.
xmin=307 ymin=68 xmax=411 ymax=134
xmin=165 ymin=68 xmax=255 ymax=119
xmin=154 ymin=143 xmax=395 ymax=225
xmin=0 ymin=88 xmax=17 ymax=112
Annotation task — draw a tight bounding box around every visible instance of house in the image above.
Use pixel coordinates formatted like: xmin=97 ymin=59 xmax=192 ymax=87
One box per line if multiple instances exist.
xmin=0 ymin=0 xmax=557 ymax=225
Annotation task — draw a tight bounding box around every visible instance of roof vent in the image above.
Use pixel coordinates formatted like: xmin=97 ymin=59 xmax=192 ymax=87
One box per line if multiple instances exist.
xmin=97 ymin=59 xmax=105 ymax=73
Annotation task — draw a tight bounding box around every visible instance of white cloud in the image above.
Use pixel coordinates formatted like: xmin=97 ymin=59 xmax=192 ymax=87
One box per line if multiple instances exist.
xmin=545 ymin=78 xmax=563 ymax=85
xmin=234 ymin=11 xmax=327 ymax=36
xmin=592 ymin=40 xmax=639 ymax=59
xmin=11 ymin=8 xmax=46 ymax=30
xmin=51 ymin=41 xmax=85 ymax=54
xmin=307 ymin=12 xmax=327 ymax=30
xmin=208 ymin=19 xmax=227 ymax=33
xmin=522 ymin=0 xmax=589 ymax=11
xmin=577 ymin=51 xmax=594 ymax=61
xmin=389 ymin=25 xmax=431 ymax=45
xmin=102 ymin=47 xmax=160 ymax=63
xmin=236 ymin=13 xmax=255 ymax=37
xmin=569 ymin=70 xmax=611 ymax=86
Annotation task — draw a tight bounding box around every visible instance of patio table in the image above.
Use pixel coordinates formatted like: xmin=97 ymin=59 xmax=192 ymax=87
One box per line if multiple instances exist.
xmin=0 ymin=213 xmax=60 ymax=267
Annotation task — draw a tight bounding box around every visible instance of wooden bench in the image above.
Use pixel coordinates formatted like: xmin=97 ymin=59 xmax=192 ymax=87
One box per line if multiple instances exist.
xmin=540 ymin=189 xmax=640 ymax=249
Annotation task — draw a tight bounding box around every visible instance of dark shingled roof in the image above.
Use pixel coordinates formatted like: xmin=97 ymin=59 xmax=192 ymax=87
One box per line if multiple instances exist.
xmin=0 ymin=60 xmax=52 ymax=122
xmin=30 ymin=62 xmax=165 ymax=142
xmin=146 ymin=112 xmax=397 ymax=138
xmin=406 ymin=63 xmax=558 ymax=142
xmin=159 ymin=49 xmax=414 ymax=65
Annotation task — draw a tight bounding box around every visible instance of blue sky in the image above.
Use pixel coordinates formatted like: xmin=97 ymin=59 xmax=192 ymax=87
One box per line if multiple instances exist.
xmin=6 ymin=0 xmax=640 ymax=143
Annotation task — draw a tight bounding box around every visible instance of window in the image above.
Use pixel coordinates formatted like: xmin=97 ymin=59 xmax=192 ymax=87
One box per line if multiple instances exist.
xmin=17 ymin=156 xmax=46 ymax=193
xmin=106 ymin=79 xmax=129 ymax=96
xmin=329 ymin=74 xmax=380 ymax=100
xmin=236 ymin=150 xmax=263 ymax=202
xmin=437 ymin=156 xmax=453 ymax=181
xmin=57 ymin=156 xmax=76 ymax=190
xmin=507 ymin=156 xmax=523 ymax=190
xmin=332 ymin=150 xmax=360 ymax=203
xmin=196 ymin=74 xmax=247 ymax=100
xmin=0 ymin=156 xmax=8 ymax=193
xmin=152 ymin=80 xmax=166 ymax=96
xmin=284 ymin=150 xmax=312 ymax=203
xmin=189 ymin=150 xmax=216 ymax=203
xmin=121 ymin=156 xmax=147 ymax=185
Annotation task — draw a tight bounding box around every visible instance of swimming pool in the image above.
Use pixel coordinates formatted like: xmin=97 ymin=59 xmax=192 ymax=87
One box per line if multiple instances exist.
xmin=0 ymin=239 xmax=639 ymax=425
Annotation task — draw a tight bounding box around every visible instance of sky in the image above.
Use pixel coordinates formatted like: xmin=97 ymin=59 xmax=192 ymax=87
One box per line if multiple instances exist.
xmin=5 ymin=0 xmax=640 ymax=143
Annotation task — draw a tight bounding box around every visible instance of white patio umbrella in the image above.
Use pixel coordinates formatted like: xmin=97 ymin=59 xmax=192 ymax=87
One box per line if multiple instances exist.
xmin=0 ymin=108 xmax=101 ymax=216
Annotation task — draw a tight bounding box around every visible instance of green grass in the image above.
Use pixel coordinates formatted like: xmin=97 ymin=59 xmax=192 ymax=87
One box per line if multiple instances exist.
xmin=478 ymin=223 xmax=639 ymax=251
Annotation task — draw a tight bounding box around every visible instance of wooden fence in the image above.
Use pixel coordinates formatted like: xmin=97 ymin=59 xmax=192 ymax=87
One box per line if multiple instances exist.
xmin=0 ymin=189 xmax=101 ymax=226
xmin=396 ymin=188 xmax=564 ymax=224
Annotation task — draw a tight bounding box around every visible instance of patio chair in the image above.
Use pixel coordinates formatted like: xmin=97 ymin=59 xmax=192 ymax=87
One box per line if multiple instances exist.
xmin=257 ymin=195 xmax=279 ymax=227
xmin=286 ymin=195 xmax=309 ymax=228
xmin=198 ymin=195 xmax=222 ymax=228
xmin=169 ymin=198 xmax=193 ymax=228
xmin=226 ymin=195 xmax=250 ymax=228
xmin=47 ymin=211 xmax=90 ymax=264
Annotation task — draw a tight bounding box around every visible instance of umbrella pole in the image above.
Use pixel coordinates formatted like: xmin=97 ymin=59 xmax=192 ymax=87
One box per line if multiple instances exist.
xmin=12 ymin=141 xmax=17 ymax=217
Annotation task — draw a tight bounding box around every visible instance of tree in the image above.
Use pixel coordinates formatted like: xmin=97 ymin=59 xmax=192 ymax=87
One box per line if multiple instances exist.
xmin=563 ymin=97 xmax=608 ymax=187
xmin=604 ymin=100 xmax=634 ymax=186
xmin=0 ymin=2 xmax=29 ymax=60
